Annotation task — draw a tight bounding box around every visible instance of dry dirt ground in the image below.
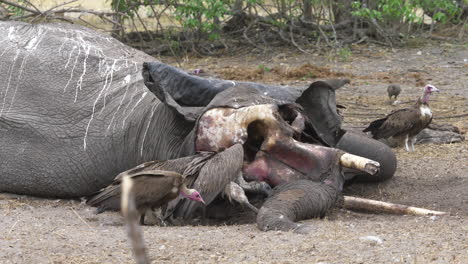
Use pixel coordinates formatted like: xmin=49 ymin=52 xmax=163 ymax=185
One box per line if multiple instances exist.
xmin=1 ymin=42 xmax=467 ymax=264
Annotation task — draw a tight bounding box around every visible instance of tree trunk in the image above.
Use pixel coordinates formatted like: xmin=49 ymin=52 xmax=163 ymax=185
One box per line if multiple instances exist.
xmin=332 ymin=0 xmax=353 ymax=23
xmin=303 ymin=0 xmax=312 ymax=21
xmin=280 ymin=0 xmax=287 ymax=17
xmin=232 ymin=0 xmax=243 ymax=13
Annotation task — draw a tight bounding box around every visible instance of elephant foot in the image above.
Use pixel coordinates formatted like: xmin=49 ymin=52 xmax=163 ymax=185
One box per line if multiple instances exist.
xmin=223 ymin=182 xmax=259 ymax=213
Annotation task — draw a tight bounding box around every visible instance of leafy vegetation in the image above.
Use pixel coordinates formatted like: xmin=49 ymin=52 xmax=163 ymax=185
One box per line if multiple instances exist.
xmin=351 ymin=0 xmax=462 ymax=24
xmin=2 ymin=0 xmax=466 ymax=55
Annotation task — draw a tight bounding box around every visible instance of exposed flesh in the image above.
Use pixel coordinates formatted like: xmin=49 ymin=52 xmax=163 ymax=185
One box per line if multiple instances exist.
xmin=196 ymin=104 xmax=379 ymax=186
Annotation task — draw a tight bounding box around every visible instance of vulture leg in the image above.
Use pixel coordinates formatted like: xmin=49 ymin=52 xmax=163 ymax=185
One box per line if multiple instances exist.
xmin=237 ymin=172 xmax=272 ymax=197
xmin=405 ymin=135 xmax=411 ymax=152
xmin=410 ymin=137 xmax=417 ymax=152
xmin=223 ymin=182 xmax=259 ymax=213
xmin=139 ymin=214 xmax=146 ymax=225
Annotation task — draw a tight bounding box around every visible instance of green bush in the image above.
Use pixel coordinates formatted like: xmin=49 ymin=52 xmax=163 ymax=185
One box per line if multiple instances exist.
xmin=351 ymin=0 xmax=462 ymax=24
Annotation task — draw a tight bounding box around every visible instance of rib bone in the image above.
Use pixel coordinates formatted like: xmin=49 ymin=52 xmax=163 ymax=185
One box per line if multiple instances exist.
xmin=339 ymin=153 xmax=380 ymax=175
xmin=343 ymin=196 xmax=448 ymax=216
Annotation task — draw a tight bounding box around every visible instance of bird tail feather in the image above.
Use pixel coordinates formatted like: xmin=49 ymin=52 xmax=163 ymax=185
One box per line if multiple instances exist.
xmin=86 ymin=185 xmax=121 ymax=211
xmin=363 ymin=117 xmax=387 ymax=138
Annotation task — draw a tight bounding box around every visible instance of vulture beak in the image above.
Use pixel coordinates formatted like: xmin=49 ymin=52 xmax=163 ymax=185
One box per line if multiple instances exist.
xmin=200 ymin=197 xmax=206 ymax=205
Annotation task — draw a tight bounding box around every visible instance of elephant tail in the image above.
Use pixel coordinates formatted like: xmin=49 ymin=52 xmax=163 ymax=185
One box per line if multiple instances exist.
xmin=86 ymin=185 xmax=121 ymax=213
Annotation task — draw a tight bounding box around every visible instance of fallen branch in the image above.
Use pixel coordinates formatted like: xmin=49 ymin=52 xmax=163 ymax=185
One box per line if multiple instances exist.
xmin=343 ymin=196 xmax=448 ymax=216
xmin=434 ymin=113 xmax=468 ymax=119
xmin=0 ymin=0 xmax=121 ymax=23
xmin=0 ymin=0 xmax=36 ymax=13
xmin=299 ymin=17 xmax=351 ymax=31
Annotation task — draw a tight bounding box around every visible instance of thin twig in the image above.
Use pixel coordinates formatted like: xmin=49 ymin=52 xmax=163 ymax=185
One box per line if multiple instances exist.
xmin=8 ymin=219 xmax=20 ymax=234
xmin=42 ymin=0 xmax=78 ymax=14
xmin=70 ymin=208 xmax=93 ymax=230
xmin=133 ymin=6 xmax=154 ymax=41
xmin=289 ymin=21 xmax=310 ymax=54
xmin=243 ymin=18 xmax=263 ymax=51
xmin=21 ymin=0 xmax=41 ymax=13
xmin=0 ymin=0 xmax=36 ymax=13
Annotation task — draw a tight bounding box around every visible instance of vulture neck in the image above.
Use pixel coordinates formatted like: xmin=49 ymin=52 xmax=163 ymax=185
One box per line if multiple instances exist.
xmin=179 ymin=184 xmax=193 ymax=198
xmin=417 ymin=92 xmax=431 ymax=106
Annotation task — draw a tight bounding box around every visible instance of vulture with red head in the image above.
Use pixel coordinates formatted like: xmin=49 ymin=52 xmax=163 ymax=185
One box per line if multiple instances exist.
xmin=86 ymin=159 xmax=207 ymax=225
xmin=363 ymin=84 xmax=440 ymax=152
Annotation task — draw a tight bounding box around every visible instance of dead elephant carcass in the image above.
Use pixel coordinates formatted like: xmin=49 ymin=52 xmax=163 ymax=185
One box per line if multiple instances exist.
xmin=141 ymin=63 xmax=394 ymax=229
xmin=0 ymin=22 xmax=396 ymax=232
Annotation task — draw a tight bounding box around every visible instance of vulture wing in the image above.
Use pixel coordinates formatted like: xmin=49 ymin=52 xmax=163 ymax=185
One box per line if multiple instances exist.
xmin=173 ymin=144 xmax=244 ymax=219
xmin=369 ymin=108 xmax=422 ymax=139
xmin=86 ymin=169 xmax=180 ymax=212
xmin=87 ymin=153 xmax=215 ymax=214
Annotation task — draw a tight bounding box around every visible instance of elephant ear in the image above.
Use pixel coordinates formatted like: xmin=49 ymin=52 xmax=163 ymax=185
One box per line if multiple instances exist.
xmin=142 ymin=62 xmax=230 ymax=121
xmin=296 ymin=81 xmax=344 ymax=147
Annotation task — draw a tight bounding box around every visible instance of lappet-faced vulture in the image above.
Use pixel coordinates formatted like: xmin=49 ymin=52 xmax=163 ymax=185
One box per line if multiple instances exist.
xmin=86 ymin=155 xmax=209 ymax=224
xmin=364 ymin=84 xmax=440 ymax=152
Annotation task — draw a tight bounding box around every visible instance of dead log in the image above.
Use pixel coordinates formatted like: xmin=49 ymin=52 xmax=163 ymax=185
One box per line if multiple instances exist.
xmin=428 ymin=122 xmax=461 ymax=133
xmin=416 ymin=128 xmax=464 ymax=145
xmin=121 ymin=176 xmax=150 ymax=264
xmin=343 ymin=196 xmax=448 ymax=216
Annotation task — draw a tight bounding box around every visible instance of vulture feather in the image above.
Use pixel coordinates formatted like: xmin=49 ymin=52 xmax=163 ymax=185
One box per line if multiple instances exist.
xmin=170 ymin=144 xmax=244 ymax=220
xmin=86 ymin=163 xmax=205 ymax=224
xmin=363 ymin=84 xmax=439 ymax=152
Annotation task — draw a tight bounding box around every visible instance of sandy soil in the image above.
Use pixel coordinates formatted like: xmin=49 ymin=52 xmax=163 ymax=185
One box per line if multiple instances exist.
xmin=1 ymin=42 xmax=467 ymax=264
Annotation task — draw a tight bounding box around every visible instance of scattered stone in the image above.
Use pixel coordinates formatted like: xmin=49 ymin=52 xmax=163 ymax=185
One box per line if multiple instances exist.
xmin=359 ymin=235 xmax=383 ymax=245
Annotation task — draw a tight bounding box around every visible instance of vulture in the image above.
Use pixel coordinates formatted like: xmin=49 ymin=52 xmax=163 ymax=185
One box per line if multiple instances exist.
xmin=86 ymin=163 xmax=205 ymax=225
xmin=387 ymin=84 xmax=401 ymax=103
xmin=363 ymin=84 xmax=440 ymax=152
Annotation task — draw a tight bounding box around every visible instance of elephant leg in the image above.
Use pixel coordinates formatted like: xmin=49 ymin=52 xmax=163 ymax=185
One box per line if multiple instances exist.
xmin=223 ymin=182 xmax=259 ymax=213
xmin=256 ymin=180 xmax=340 ymax=234
xmin=336 ymin=131 xmax=397 ymax=183
xmin=236 ymin=172 xmax=272 ymax=197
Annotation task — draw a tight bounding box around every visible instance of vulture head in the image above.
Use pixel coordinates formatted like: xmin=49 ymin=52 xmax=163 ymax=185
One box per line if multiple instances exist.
xmin=181 ymin=188 xmax=205 ymax=204
xmin=421 ymin=84 xmax=440 ymax=103
xmin=424 ymin=84 xmax=439 ymax=94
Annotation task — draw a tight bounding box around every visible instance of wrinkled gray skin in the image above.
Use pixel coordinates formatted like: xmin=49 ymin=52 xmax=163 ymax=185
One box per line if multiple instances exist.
xmin=257 ymin=180 xmax=341 ymax=234
xmin=257 ymin=153 xmax=344 ymax=234
xmin=0 ymin=22 xmax=396 ymax=231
